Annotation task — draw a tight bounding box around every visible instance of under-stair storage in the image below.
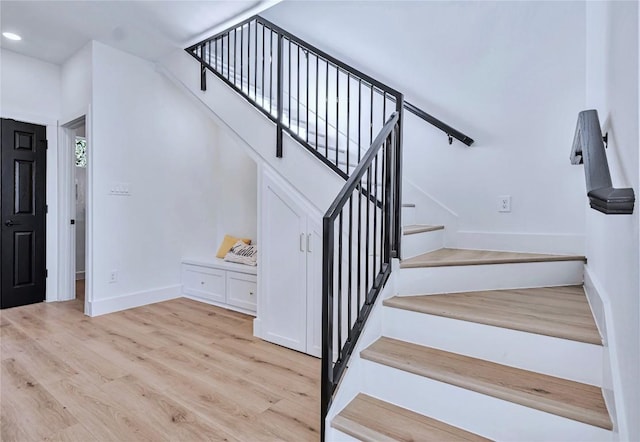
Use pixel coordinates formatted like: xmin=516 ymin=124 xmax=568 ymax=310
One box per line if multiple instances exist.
xmin=256 ymin=168 xmax=323 ymax=357
xmin=181 ymin=258 xmax=257 ymax=314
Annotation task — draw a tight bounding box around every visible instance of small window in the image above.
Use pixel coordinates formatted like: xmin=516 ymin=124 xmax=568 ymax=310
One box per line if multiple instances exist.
xmin=75 ymin=137 xmax=87 ymax=167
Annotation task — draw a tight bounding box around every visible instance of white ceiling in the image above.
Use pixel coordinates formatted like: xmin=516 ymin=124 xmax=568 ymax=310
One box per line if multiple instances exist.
xmin=0 ymin=1 xmax=272 ymax=65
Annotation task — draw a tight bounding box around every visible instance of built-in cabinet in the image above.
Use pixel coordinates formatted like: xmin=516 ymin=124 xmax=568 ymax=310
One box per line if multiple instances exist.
xmin=257 ymin=169 xmax=322 ymax=357
xmin=181 ymin=258 xmax=257 ymax=315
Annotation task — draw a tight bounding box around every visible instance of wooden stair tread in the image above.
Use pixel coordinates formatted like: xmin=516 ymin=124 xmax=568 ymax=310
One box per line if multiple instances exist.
xmin=384 ymin=286 xmax=602 ymax=345
xmin=361 ymin=337 xmax=612 ymax=430
xmin=403 ymin=224 xmax=445 ymax=235
xmin=400 ymin=248 xmax=586 ymax=268
xmin=332 ymin=393 xmax=490 ymax=442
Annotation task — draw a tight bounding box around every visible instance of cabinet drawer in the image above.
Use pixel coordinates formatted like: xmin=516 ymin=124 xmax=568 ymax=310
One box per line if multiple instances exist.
xmin=182 ymin=265 xmax=226 ymax=302
xmin=226 ymin=272 xmax=257 ymax=312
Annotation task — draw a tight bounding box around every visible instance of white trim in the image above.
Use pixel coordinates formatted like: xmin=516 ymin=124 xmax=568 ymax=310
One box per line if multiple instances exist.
xmin=59 ymin=110 xmax=92 ymax=311
xmin=87 ymin=285 xmax=181 ymax=317
xmin=584 ymin=266 xmax=625 ymax=440
xmin=0 ymin=110 xmax=59 ymax=303
xmin=182 ymin=294 xmax=256 ymax=317
xmin=455 ymin=230 xmax=586 ymax=255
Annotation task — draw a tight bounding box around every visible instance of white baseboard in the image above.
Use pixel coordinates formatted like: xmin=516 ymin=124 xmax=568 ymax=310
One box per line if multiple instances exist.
xmin=583 ymin=266 xmax=625 ymax=441
xmin=88 ymin=285 xmax=181 ymax=317
xmin=75 ymin=271 xmax=85 ymax=280
xmin=182 ymin=294 xmax=256 ymax=317
xmin=456 ymin=231 xmax=585 ymax=255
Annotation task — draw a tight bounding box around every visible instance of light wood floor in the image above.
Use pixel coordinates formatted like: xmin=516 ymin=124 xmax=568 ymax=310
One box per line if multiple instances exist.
xmin=0 ymin=297 xmax=320 ymax=441
xmin=75 ymin=279 xmax=85 ymax=302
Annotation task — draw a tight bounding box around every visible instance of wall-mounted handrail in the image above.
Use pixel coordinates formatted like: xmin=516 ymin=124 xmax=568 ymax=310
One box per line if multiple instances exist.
xmin=570 ymin=109 xmax=635 ymax=215
xmin=404 ymin=101 xmax=474 ymax=146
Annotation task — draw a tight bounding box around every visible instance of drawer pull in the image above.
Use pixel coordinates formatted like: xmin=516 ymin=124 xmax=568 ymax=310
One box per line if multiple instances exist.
xmin=249 ymin=291 xmax=254 ymax=296
xmin=201 ymin=281 xmax=205 ymax=285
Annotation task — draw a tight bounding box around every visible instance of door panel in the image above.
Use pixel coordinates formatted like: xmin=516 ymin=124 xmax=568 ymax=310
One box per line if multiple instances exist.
xmin=261 ymin=174 xmax=307 ymax=352
xmin=1 ymin=118 xmax=47 ymax=309
xmin=306 ymin=216 xmax=323 ymax=358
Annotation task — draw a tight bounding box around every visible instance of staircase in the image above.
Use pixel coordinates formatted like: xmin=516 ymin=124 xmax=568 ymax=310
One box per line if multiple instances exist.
xmin=327 ymin=223 xmax=613 ymax=441
xmin=180 ymin=15 xmax=611 ymax=441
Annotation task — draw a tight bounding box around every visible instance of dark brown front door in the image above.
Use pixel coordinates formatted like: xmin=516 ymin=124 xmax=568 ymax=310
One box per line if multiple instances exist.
xmin=1 ymin=119 xmax=47 ymax=309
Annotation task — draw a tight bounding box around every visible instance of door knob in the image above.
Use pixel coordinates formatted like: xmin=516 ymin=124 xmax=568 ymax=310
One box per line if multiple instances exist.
xmin=4 ymin=220 xmax=15 ymax=227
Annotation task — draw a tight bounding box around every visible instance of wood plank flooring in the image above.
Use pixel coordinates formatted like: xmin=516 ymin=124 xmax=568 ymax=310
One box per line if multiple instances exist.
xmin=361 ymin=337 xmax=612 ymax=430
xmin=384 ymin=286 xmax=602 ymax=344
xmin=332 ymin=394 xmax=490 ymax=441
xmin=0 ymin=298 xmax=320 ymax=441
xmin=400 ymin=248 xmax=586 ymax=268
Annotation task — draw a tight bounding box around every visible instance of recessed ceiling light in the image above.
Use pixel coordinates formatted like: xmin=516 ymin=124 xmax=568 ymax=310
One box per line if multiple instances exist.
xmin=3 ymin=32 xmax=22 ymax=41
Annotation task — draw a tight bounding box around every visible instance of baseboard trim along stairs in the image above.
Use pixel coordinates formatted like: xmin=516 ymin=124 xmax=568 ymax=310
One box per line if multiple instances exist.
xmin=329 ymin=221 xmax=613 ymax=441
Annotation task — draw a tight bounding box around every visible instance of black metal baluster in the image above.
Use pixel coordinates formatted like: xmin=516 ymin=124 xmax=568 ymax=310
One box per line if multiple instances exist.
xmin=240 ymin=26 xmax=244 ymax=90
xmin=254 ymin=22 xmax=258 ymax=99
xmin=358 ymin=79 xmax=362 ymax=162
xmin=365 ymin=165 xmax=371 ymax=299
xmin=269 ymin=30 xmax=273 ymax=113
xmin=335 ymin=67 xmax=339 ymax=170
xmin=357 ymin=177 xmax=362 ymax=311
xmin=384 ymin=134 xmax=392 ymax=264
xmin=348 ymin=195 xmax=353 ymax=329
xmin=261 ymin=25 xmax=265 ymax=107
xmin=306 ymin=49 xmax=309 ymax=143
xmin=297 ymin=45 xmax=300 ymax=135
xmin=234 ymin=28 xmax=237 ymax=86
xmin=315 ymin=56 xmax=319 ymax=151
xmin=288 ymin=39 xmax=291 ymax=128
xmin=380 ymin=138 xmax=386 ymax=271
xmin=276 ymin=32 xmax=283 ymax=157
xmin=346 ymin=74 xmax=350 ymax=174
xmin=370 ymin=85 xmax=374 ymax=148
xmin=214 ymin=38 xmax=218 ymax=71
xmin=337 ymin=212 xmax=343 ymax=352
xmin=325 ymin=60 xmax=329 ymax=161
xmin=373 ymin=151 xmax=378 ymax=279
xmin=227 ymin=34 xmax=230 ymax=80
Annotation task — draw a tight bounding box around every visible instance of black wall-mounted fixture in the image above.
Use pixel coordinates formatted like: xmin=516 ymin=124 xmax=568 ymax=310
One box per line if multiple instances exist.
xmin=570 ymin=109 xmax=635 ymax=215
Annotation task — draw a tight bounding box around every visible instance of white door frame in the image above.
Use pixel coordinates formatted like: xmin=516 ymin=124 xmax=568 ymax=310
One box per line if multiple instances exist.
xmin=60 ymin=109 xmax=92 ymax=314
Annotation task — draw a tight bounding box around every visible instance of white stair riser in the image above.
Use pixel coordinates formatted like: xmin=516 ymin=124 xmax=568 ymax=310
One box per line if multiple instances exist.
xmin=402 ymin=230 xmax=444 ymax=259
xmin=326 ymin=427 xmax=361 ymax=442
xmin=397 ymin=261 xmax=584 ymax=295
xmin=360 ymin=360 xmax=612 ymax=442
xmin=401 ymin=205 xmax=416 ymax=226
xmin=383 ymin=307 xmax=603 ymax=386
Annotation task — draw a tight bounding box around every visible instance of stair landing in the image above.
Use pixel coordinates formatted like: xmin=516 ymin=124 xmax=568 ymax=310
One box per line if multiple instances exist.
xmin=333 ymin=393 xmax=490 ymax=442
xmin=384 ymin=286 xmax=601 ymax=345
xmin=401 ymin=248 xmax=586 ymax=269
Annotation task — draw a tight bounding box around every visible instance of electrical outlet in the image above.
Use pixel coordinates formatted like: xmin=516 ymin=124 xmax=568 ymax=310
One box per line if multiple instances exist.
xmin=498 ymin=195 xmax=512 ymax=212
xmin=109 ymin=270 xmax=118 ymax=283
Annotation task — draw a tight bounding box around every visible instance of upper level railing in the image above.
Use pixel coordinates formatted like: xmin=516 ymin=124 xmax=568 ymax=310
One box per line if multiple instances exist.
xmin=570 ymin=109 xmax=635 ymax=215
xmin=186 ymin=15 xmax=403 ymax=180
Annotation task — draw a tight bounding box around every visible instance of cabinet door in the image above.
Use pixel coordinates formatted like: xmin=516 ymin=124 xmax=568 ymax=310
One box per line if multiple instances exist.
xmin=227 ymin=272 xmax=257 ymax=312
xmin=182 ymin=265 xmax=226 ymax=302
xmin=261 ymin=175 xmax=308 ymax=352
xmin=306 ymin=217 xmax=323 ymax=358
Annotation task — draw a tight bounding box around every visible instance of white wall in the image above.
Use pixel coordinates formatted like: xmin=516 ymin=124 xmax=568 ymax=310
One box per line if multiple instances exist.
xmin=585 ymin=2 xmax=639 ymax=440
xmin=61 ymin=42 xmax=92 ymax=123
xmin=263 ymin=1 xmax=587 ymax=253
xmin=0 ymin=48 xmax=61 ymax=302
xmin=88 ymin=41 xmax=224 ymax=313
xmin=214 ymin=130 xmax=257 ymax=242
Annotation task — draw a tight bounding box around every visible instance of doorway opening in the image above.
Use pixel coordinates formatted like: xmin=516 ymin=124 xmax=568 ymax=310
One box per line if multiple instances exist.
xmin=60 ymin=115 xmax=90 ymax=314
xmin=74 ymin=128 xmax=87 ymax=302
